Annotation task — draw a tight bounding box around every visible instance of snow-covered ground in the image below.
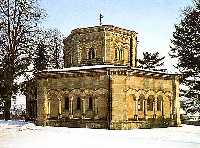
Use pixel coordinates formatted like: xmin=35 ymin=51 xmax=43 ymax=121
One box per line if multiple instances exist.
xmin=0 ymin=120 xmax=200 ymax=148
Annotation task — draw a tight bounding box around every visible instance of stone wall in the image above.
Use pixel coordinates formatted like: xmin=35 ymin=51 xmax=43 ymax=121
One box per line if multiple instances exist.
xmin=104 ymin=28 xmax=137 ymax=66
xmin=36 ymin=72 xmax=109 ymax=126
xmin=63 ymin=25 xmax=137 ymax=67
xmin=37 ymin=79 xmax=48 ymax=125
xmin=33 ymin=65 xmax=181 ymax=129
xmin=110 ymin=71 xmax=181 ymax=129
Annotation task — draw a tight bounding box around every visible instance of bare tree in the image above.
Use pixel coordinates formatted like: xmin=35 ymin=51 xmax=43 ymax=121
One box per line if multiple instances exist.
xmin=0 ymin=0 xmax=46 ymax=120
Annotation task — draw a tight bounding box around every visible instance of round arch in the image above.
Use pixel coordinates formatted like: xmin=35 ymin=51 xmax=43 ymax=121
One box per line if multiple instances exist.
xmin=138 ymin=94 xmax=145 ymax=111
xmin=157 ymin=95 xmax=163 ymax=111
xmin=88 ymin=48 xmax=95 ymax=59
xmin=147 ymin=95 xmax=155 ymax=111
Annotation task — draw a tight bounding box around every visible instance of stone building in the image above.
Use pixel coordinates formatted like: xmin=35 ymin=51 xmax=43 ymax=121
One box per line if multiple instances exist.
xmin=26 ymin=25 xmax=181 ymax=129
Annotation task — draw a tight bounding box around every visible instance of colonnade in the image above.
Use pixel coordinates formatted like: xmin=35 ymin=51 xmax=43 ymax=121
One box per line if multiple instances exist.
xmin=46 ymin=88 xmax=108 ymax=119
xmin=127 ymin=90 xmax=173 ymax=120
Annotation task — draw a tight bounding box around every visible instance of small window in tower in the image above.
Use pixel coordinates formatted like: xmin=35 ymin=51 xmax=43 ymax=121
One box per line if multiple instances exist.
xmin=88 ymin=48 xmax=95 ymax=59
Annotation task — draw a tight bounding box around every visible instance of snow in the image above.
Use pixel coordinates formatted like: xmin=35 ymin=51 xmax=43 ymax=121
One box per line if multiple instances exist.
xmin=42 ymin=64 xmax=127 ymax=72
xmin=42 ymin=64 xmax=178 ymax=75
xmin=0 ymin=120 xmax=200 ymax=148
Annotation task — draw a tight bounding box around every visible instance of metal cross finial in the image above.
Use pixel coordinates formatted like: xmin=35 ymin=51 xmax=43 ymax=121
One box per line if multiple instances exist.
xmin=99 ymin=13 xmax=104 ymax=25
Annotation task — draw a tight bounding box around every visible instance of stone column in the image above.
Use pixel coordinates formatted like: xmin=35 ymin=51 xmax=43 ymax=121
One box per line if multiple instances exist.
xmin=172 ymin=76 xmax=181 ymax=126
xmin=58 ymin=99 xmax=62 ymax=118
xmin=82 ymin=98 xmax=85 ymax=119
xmin=47 ymin=100 xmax=50 ymax=118
xmin=169 ymin=97 xmax=173 ymax=119
xmin=153 ymin=97 xmax=157 ymax=119
xmin=95 ymin=97 xmax=99 ymax=118
xmin=93 ymin=97 xmax=96 ymax=118
xmin=69 ymin=96 xmax=73 ymax=119
xmin=161 ymin=98 xmax=164 ymax=117
xmin=144 ymin=99 xmax=147 ymax=120
xmin=134 ymin=98 xmax=138 ymax=120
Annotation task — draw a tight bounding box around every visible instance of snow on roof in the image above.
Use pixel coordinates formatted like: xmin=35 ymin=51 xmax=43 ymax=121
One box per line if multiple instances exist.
xmin=41 ymin=65 xmax=178 ymax=75
xmin=130 ymin=67 xmax=178 ymax=75
xmin=42 ymin=65 xmax=127 ymax=72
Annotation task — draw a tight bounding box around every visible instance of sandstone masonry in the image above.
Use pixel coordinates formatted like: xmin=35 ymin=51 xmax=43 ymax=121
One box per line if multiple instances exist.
xmin=26 ymin=25 xmax=181 ymax=129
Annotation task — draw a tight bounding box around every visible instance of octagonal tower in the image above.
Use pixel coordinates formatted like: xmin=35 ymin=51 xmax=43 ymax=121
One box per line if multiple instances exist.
xmin=63 ymin=25 xmax=137 ymax=67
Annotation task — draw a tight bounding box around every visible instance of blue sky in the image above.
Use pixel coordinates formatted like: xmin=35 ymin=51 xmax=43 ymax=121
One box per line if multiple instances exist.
xmin=40 ymin=0 xmax=193 ymax=71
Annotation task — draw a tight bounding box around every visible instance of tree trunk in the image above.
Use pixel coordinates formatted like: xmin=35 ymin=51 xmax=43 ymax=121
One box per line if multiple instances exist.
xmin=4 ymin=97 xmax=11 ymax=120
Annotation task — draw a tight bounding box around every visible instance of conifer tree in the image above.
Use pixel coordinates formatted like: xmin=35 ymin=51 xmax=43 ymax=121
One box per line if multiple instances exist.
xmin=47 ymin=29 xmax=64 ymax=69
xmin=169 ymin=0 xmax=200 ymax=112
xmin=137 ymin=51 xmax=166 ymax=72
xmin=33 ymin=42 xmax=48 ymax=72
xmin=33 ymin=28 xmax=63 ymax=72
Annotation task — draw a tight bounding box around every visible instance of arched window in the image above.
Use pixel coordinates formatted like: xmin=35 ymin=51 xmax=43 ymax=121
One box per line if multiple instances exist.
xmin=89 ymin=97 xmax=93 ymax=110
xmin=157 ymin=96 xmax=163 ymax=111
xmin=77 ymin=97 xmax=81 ymax=110
xmin=88 ymin=48 xmax=95 ymax=59
xmin=138 ymin=95 xmax=145 ymax=111
xmin=119 ymin=48 xmax=124 ymax=60
xmin=147 ymin=95 xmax=154 ymax=111
xmin=64 ymin=97 xmax=69 ymax=110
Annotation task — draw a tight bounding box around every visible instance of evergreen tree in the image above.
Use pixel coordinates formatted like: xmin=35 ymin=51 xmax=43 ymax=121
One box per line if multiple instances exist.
xmin=47 ymin=29 xmax=64 ymax=69
xmin=169 ymin=0 xmax=200 ymax=113
xmin=137 ymin=51 xmax=166 ymax=72
xmin=33 ymin=42 xmax=48 ymax=72
xmin=0 ymin=0 xmax=46 ymax=120
xmin=33 ymin=28 xmax=63 ymax=72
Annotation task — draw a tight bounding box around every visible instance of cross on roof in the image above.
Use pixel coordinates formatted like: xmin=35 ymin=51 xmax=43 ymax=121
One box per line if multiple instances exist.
xmin=99 ymin=13 xmax=104 ymax=25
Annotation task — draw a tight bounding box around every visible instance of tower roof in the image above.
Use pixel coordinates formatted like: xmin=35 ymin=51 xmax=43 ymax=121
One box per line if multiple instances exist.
xmin=71 ymin=25 xmax=137 ymax=36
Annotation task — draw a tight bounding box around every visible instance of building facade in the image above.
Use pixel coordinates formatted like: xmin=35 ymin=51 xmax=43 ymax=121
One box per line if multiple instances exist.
xmin=26 ymin=25 xmax=181 ymax=129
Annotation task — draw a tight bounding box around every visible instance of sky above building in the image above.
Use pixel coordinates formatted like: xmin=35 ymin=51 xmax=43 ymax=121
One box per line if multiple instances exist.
xmin=39 ymin=0 xmax=193 ymax=72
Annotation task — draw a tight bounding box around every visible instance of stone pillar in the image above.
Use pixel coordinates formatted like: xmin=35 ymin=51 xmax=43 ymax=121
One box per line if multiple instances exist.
xmin=82 ymin=98 xmax=85 ymax=119
xmin=172 ymin=76 xmax=181 ymax=126
xmin=153 ymin=97 xmax=157 ymax=119
xmin=94 ymin=97 xmax=99 ymax=119
xmin=58 ymin=99 xmax=62 ymax=118
xmin=144 ymin=99 xmax=147 ymax=120
xmin=161 ymin=98 xmax=164 ymax=117
xmin=69 ymin=96 xmax=73 ymax=119
xmin=134 ymin=98 xmax=138 ymax=120
xmin=170 ymin=97 xmax=173 ymax=119
xmin=47 ymin=101 xmax=51 ymax=117
xmin=36 ymin=79 xmax=48 ymax=125
xmin=93 ymin=97 xmax=96 ymax=118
